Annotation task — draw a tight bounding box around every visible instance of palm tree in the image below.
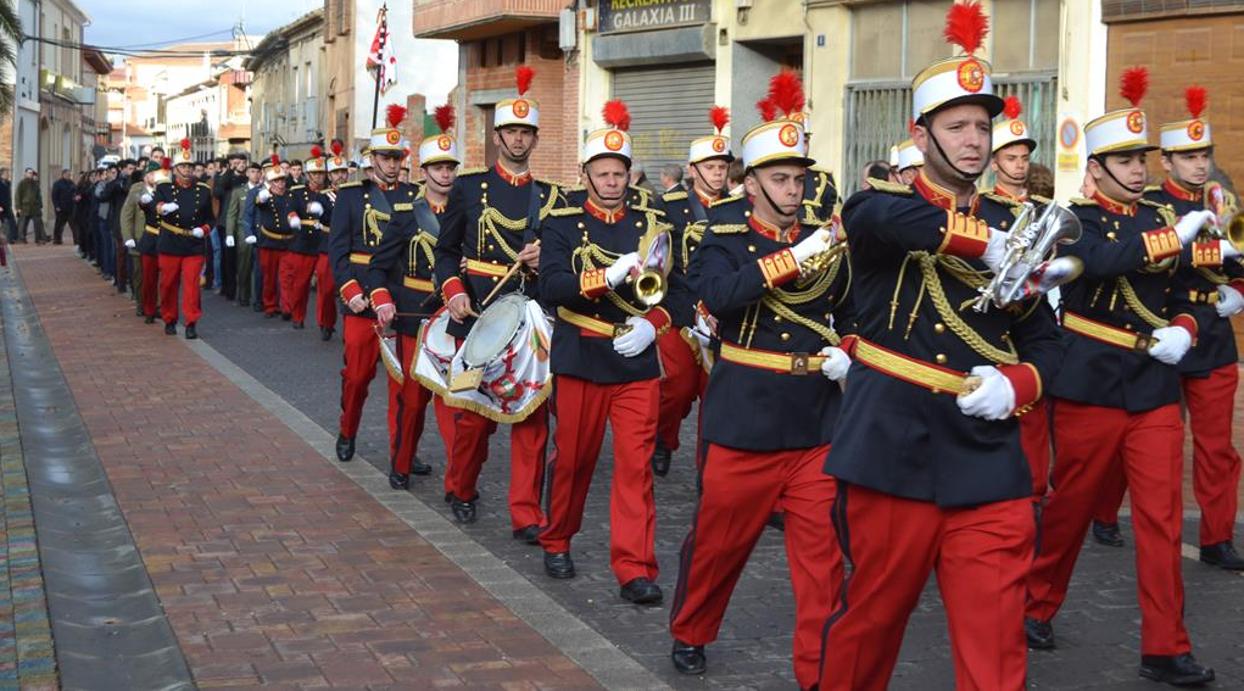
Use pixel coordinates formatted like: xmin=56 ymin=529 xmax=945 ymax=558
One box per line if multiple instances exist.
xmin=0 ymin=0 xmax=23 ymax=117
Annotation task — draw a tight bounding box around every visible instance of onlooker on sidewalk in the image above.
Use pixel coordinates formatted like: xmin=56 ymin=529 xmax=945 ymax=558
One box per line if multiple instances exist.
xmin=227 ymin=161 xmax=262 ymax=308
xmin=0 ymin=169 xmax=16 ymax=243
xmin=15 ymin=168 xmax=46 ymax=244
xmin=241 ymin=164 xmax=263 ymax=311
xmin=51 ymin=169 xmax=77 ymax=245
xmin=74 ymin=171 xmax=95 ymax=259
xmin=120 ymin=163 xmax=150 ymax=314
xmin=107 ymin=159 xmax=137 ymax=293
xmin=94 ymin=165 xmax=115 ymax=279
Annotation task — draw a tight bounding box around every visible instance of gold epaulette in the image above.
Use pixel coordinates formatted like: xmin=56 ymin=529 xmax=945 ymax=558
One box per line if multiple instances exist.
xmin=1139 ymin=198 xmax=1177 ymax=224
xmin=710 ymin=194 xmax=744 ymax=208
xmin=339 ymin=181 xmax=362 ymax=188
xmin=196 ymin=182 xmax=213 ymax=191
xmin=711 ymin=223 xmax=748 ymax=235
xmin=1068 ymin=196 xmax=1096 ymax=206
xmin=867 ymin=178 xmax=912 ymax=195
xmin=457 ymin=167 xmax=487 ymax=177
xmin=393 ymin=202 xmax=413 ymax=212
xmin=548 ymin=206 xmax=583 ymax=218
xmin=981 ymin=191 xmax=1023 ymax=208
xmin=1030 ymin=194 xmax=1053 ymax=205
xmin=291 ymin=184 xmax=306 ymax=190
xmin=662 ymin=190 xmax=688 ymax=202
xmin=1143 ymin=184 xmax=1162 ymax=194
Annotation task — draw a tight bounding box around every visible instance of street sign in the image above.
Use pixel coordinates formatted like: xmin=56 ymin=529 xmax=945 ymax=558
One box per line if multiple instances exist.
xmin=598 ymin=0 xmax=711 ymax=35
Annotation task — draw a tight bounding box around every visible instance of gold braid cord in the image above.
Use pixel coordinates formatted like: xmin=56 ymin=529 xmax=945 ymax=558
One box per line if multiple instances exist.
xmin=476 ymin=207 xmax=524 ymax=261
xmin=758 ymin=254 xmax=844 ymax=346
xmin=906 ymin=251 xmax=1019 ymax=365
xmin=408 ymin=232 xmax=436 ymax=275
xmin=1115 ymin=276 xmax=1169 ymax=329
xmin=1196 ymin=267 xmax=1230 ymax=286
xmin=364 ymin=209 xmax=390 ymax=247
xmin=574 ymin=239 xmax=646 ymax=317
xmin=681 ymin=221 xmax=706 ymax=268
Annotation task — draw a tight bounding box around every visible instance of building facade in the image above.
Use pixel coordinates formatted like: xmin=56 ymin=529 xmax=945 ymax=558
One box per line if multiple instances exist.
xmin=165 ymin=60 xmax=252 ymax=160
xmin=248 ymin=9 xmax=326 ymax=159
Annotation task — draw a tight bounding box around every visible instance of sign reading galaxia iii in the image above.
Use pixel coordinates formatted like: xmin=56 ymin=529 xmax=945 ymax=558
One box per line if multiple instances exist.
xmin=598 ymin=0 xmax=711 ymax=35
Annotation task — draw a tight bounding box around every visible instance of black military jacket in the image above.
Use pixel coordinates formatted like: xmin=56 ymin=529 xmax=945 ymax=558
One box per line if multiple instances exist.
xmin=366 ymin=193 xmax=444 ymax=337
xmin=800 ymin=167 xmax=838 ymax=225
xmin=329 ymin=179 xmax=421 ymax=319
xmin=539 ymin=200 xmax=679 ymax=384
xmin=825 ymin=174 xmax=1063 ymax=507
xmin=137 ymin=186 xmax=160 ymax=255
xmin=660 ymin=187 xmax=721 ymax=327
xmin=155 ymin=178 xmax=216 ymax=257
xmin=254 ymin=190 xmax=302 ymax=251
xmin=288 ymin=184 xmax=330 ymax=255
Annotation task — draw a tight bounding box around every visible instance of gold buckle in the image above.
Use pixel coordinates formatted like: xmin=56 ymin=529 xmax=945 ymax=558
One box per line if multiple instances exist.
xmin=1133 ymin=333 xmax=1154 ymax=352
xmin=790 ymin=353 xmax=810 ymax=375
xmin=612 ymin=323 xmax=633 ymax=338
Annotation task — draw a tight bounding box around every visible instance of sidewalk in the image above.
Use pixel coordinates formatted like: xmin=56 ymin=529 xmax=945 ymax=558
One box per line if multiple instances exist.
xmin=10 ymin=246 xmax=600 ymax=689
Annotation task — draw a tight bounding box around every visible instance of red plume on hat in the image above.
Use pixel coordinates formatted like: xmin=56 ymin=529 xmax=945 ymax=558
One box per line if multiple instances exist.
xmin=767 ymin=70 xmax=804 ymax=119
xmin=944 ymin=0 xmax=989 ymax=56
xmin=385 ymin=104 xmax=407 ymax=129
xmin=515 ymin=65 xmax=534 ymax=96
xmin=179 ymin=137 xmax=191 ymax=152
xmin=1119 ymin=66 xmax=1148 ymax=107
xmin=756 ymin=98 xmax=777 ymax=123
xmin=709 ymin=106 xmax=729 ymax=134
xmin=310 ymin=145 xmax=323 ymax=159
xmin=269 ymin=154 xmax=280 ymax=167
xmin=330 ymin=139 xmax=343 ymax=156
xmin=434 ymin=104 xmax=455 ymax=134
xmin=1002 ymin=96 xmax=1022 ymax=120
xmin=602 ymin=100 xmax=631 ymax=132
xmin=161 ymin=157 xmax=171 ymax=171
xmin=1185 ymin=85 xmax=1207 ymax=119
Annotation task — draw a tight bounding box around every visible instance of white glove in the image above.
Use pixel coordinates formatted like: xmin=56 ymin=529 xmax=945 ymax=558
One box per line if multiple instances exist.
xmin=790 ymin=228 xmax=833 ymax=264
xmin=956 ymin=366 xmax=1016 ymax=421
xmin=140 ymin=192 xmax=153 ymax=205
xmin=1148 ymin=325 xmax=1193 ymax=365
xmin=818 ymin=346 xmax=851 ymax=382
xmin=1221 ymin=239 xmax=1241 ymax=260
xmin=190 ymin=226 xmax=205 ymax=239
xmin=159 ymin=202 xmax=179 ymax=216
xmin=225 ymin=235 xmax=235 ymax=248
xmin=244 ymin=235 xmax=257 ymax=245
xmin=605 ymin=252 xmax=641 ymax=288
xmin=1216 ymin=285 xmax=1244 ymax=318
xmin=288 ymin=214 xmax=302 ymax=230
xmin=1174 ymin=210 xmax=1215 ymax=245
xmin=981 ymin=228 xmax=1011 ymax=272
xmin=124 ymin=238 xmax=136 ymax=249
xmin=257 ymin=188 xmax=271 ymax=204
xmin=307 ymin=201 xmax=324 ymax=217
xmin=612 ymin=316 xmax=656 ymax=357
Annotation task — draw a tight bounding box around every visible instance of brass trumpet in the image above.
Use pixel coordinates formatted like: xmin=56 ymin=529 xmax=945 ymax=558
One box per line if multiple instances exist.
xmin=799 ymin=221 xmax=849 ymax=276
xmin=630 ymin=226 xmax=673 ymax=308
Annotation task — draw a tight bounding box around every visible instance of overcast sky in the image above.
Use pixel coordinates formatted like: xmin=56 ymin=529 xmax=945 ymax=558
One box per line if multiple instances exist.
xmin=78 ymin=0 xmax=323 ymax=49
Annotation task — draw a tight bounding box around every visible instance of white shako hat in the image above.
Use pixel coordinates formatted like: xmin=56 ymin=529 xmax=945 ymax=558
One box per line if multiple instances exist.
xmin=369 ymin=104 xmax=407 ymax=153
xmin=1085 ymin=66 xmax=1158 ymax=157
xmin=1159 ymin=85 xmax=1212 ymax=153
xmin=262 ymin=154 xmax=287 ymax=183
xmin=911 ymin=1 xmax=1004 ymax=124
xmin=419 ymin=104 xmax=461 ymax=167
xmin=172 ymin=137 xmax=194 ymax=165
xmin=495 ymin=65 xmax=539 ymax=130
xmin=304 ymin=145 xmax=326 ymax=174
xmin=689 ymin=106 xmax=735 ymax=164
xmin=583 ymin=100 xmax=633 ymax=165
xmin=741 ymin=71 xmax=815 ymax=170
xmin=327 ymin=140 xmax=349 ymax=172
xmin=993 ymin=96 xmax=1037 ymax=153
xmin=897 ymin=138 xmax=924 ymax=170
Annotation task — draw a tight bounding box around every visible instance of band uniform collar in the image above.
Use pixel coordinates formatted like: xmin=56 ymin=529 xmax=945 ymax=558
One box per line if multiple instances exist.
xmin=494 ymin=161 xmax=532 ymax=187
xmin=427 ymin=197 xmax=446 ymax=214
xmin=1092 ymin=190 xmax=1137 ymax=216
xmin=693 ymin=188 xmax=718 ymax=208
xmin=175 ymin=177 xmax=194 ymax=189
xmin=914 ymin=170 xmax=978 ymax=214
xmin=585 ymin=198 xmax=626 ymax=224
xmin=748 ymin=214 xmax=800 ymax=243
xmin=1162 ymin=177 xmax=1200 ymax=203
xmin=992 ymin=184 xmax=1028 ymax=203
xmin=374 ymin=180 xmax=398 ymax=192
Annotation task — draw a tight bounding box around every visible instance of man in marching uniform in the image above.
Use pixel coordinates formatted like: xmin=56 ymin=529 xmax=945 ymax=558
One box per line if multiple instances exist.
xmin=329 ymin=105 xmax=422 ymax=463
xmin=317 ymin=141 xmax=350 ymax=340
xmin=1024 ymin=68 xmax=1219 ymax=685
xmin=251 ymin=156 xmax=300 ymax=319
xmin=669 ymin=74 xmax=853 ymax=688
xmin=819 ymin=6 xmax=1064 ymax=688
xmin=131 ymin=160 xmax=168 ymax=324
xmin=790 ymin=111 xmax=838 ymax=227
xmin=537 ymin=100 xmax=679 ymax=602
xmin=286 ymin=147 xmax=330 ymax=330
xmin=367 ymin=105 xmax=461 ymax=490
xmin=434 ymin=66 xmax=560 ymax=535
xmin=650 ymin=106 xmax=733 ymax=476
xmin=895 ymin=135 xmax=924 ymax=185
xmin=1090 ymin=86 xmax=1244 ymax=568
xmin=155 ymin=139 xmax=217 ymax=339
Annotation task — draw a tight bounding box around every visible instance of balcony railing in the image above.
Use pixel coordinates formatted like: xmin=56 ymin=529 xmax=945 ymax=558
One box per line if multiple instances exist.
xmin=414 ymin=0 xmax=563 ymax=40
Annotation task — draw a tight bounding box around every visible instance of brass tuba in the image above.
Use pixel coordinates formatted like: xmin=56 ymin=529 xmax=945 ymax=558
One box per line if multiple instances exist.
xmin=973 ymin=201 xmax=1083 ymax=312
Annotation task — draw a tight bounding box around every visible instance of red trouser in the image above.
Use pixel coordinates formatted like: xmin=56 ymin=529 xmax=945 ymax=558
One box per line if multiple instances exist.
xmin=1094 ymin=365 xmax=1242 ymax=546
xmin=671 ymin=443 xmax=840 ymax=689
xmin=283 ymin=252 xmax=318 ymax=324
xmin=820 ymin=485 xmax=1033 ymax=691
xmin=277 ymin=250 xmax=300 ymax=315
xmin=443 ymin=400 xmax=548 ymax=531
xmin=258 ymin=248 xmax=284 ymax=315
xmin=539 ymin=376 xmax=658 ymax=583
xmin=1020 ymin=398 xmax=1052 ymax=496
xmin=1026 ymin=400 xmax=1190 ymax=655
xmin=386 ymin=334 xmax=455 ymax=474
xmin=158 ymin=254 xmax=205 ymax=325
xmin=140 ymin=254 xmax=160 ymax=318
xmin=656 ymin=329 xmax=707 ymax=452
xmin=314 ymin=253 xmax=336 ymax=330
xmin=339 ymin=315 xmax=379 ymax=439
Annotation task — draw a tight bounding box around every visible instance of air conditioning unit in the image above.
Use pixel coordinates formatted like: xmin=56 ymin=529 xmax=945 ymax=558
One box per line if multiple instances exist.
xmin=558 ymin=8 xmax=577 ymax=52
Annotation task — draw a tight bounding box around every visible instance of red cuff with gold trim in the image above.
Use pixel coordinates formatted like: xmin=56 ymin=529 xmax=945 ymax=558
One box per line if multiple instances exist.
xmin=339 ymin=279 xmax=363 ymax=303
xmin=1141 ymin=227 xmax=1181 ymax=265
xmin=839 ymin=334 xmax=859 ymax=355
xmin=1170 ymin=313 xmax=1198 ymax=345
xmin=757 ymin=249 xmax=799 ymax=289
xmin=998 ymin=363 xmax=1042 ymax=416
xmin=1191 ymin=241 xmax=1223 ymax=268
xmin=1230 ymin=278 xmax=1244 ymax=295
xmin=441 ymin=276 xmax=467 ymax=302
xmin=937 ymin=210 xmax=990 ymax=258
xmin=580 ymin=269 xmax=608 ymax=299
xmin=370 ymin=287 xmax=394 ymax=309
xmin=643 ymin=306 xmax=672 ymax=336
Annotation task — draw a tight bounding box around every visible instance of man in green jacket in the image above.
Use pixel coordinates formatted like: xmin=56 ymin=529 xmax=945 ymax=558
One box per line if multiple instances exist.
xmin=15 ymin=168 xmax=46 ymax=244
xmin=120 ymin=163 xmax=157 ymax=315
xmin=228 ymin=161 xmax=262 ymax=307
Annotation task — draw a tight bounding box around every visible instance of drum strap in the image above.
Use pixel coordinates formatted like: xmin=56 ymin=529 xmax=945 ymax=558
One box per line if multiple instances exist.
xmin=413 ymin=197 xmax=440 ymax=239
xmin=525 ymin=182 xmax=542 ymax=237
xmin=687 ymin=192 xmax=708 ymax=223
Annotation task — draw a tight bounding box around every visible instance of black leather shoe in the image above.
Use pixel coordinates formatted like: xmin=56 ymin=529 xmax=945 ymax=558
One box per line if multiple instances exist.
xmin=1139 ymin=653 xmax=1214 ymax=686
xmin=292 ymin=321 xmax=305 ymax=330
xmin=281 ymin=312 xmax=292 ymax=321
xmin=1025 ymin=617 xmax=1055 ymax=650
xmin=144 ymin=316 xmax=155 ymax=324
xmin=766 ymin=511 xmax=786 ymax=531
xmin=388 ymin=472 xmax=410 ymax=490
xmin=264 ymin=311 xmax=277 ymax=319
xmin=164 ymin=322 xmax=177 ymax=335
xmin=411 ymin=457 xmax=432 ymax=476
xmin=335 ymin=434 xmax=355 ymax=462
xmin=671 ymin=640 xmax=706 ymax=675
xmin=184 ymin=324 xmax=197 ymax=340
xmin=512 ymin=525 xmax=541 ymax=545
xmin=620 ymin=578 xmax=663 ymax=605
xmin=544 ymin=551 xmax=575 ymax=579
xmin=1199 ymin=541 xmax=1244 ymax=570
xmin=450 ymin=497 xmax=477 ymax=524
xmin=1092 ymin=520 xmax=1125 ymax=547
xmin=320 ymin=327 xmax=334 ymax=341
xmin=651 ymin=446 xmax=671 ymax=477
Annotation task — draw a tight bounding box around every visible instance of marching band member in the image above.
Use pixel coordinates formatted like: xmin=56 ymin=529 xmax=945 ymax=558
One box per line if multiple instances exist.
xmin=367 ymin=105 xmax=462 ymax=490
xmin=651 ymin=106 xmax=733 ymax=476
xmin=252 ymin=156 xmax=300 ymax=319
xmin=819 ymin=5 xmax=1064 ymax=688
xmin=669 ymin=73 xmax=852 ymax=688
xmin=537 ymin=99 xmax=678 ymax=600
xmin=895 ymin=134 xmax=924 ymax=185
xmin=1024 ymin=67 xmax=1217 ymax=685
xmin=433 ymin=66 xmax=560 ymax=536
xmin=1092 ymin=86 xmax=1244 ymax=568
xmin=317 ymin=141 xmax=349 ymax=341
xmin=285 ymin=146 xmax=330 ymax=330
xmin=134 ymin=160 xmax=167 ymax=324
xmin=328 ymin=105 xmax=421 ymax=463
xmin=155 ymin=138 xmax=217 ymax=339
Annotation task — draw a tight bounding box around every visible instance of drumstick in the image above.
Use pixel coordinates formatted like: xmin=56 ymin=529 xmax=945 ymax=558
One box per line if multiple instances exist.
xmin=481 ymin=240 xmax=540 ymax=307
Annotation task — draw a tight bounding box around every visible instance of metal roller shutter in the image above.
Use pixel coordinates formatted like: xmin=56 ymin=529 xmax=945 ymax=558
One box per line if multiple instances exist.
xmin=612 ymin=63 xmax=716 ymax=175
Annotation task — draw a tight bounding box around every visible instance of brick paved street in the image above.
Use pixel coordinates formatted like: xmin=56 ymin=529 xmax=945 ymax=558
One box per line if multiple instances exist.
xmin=6 ymin=243 xmax=1244 ymax=689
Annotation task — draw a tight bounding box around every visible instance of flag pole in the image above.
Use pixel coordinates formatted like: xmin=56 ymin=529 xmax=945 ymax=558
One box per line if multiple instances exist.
xmin=370 ymin=3 xmax=387 ymax=129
